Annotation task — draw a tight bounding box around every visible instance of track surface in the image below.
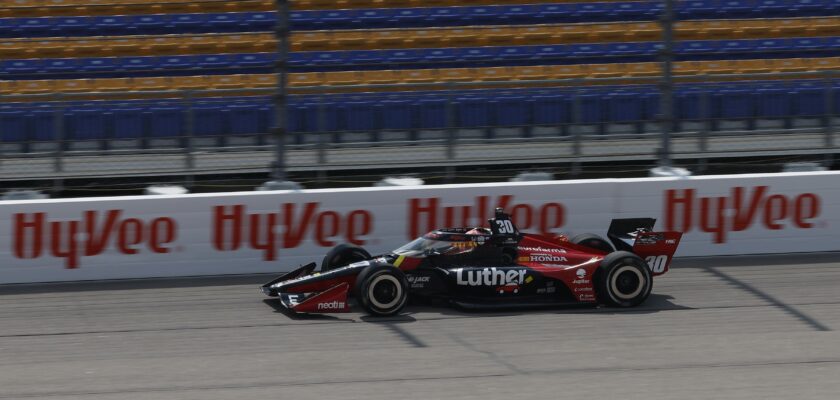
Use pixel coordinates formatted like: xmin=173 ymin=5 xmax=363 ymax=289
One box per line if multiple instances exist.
xmin=2 ymin=253 xmax=840 ymax=399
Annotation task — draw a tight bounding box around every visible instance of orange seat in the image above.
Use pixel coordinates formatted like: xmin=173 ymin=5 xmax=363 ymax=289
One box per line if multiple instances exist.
xmin=293 ymin=32 xmax=332 ymax=51
xmin=0 ymin=41 xmax=26 ymax=59
xmin=411 ymin=29 xmax=447 ymax=48
xmin=72 ymin=39 xmax=109 ymax=58
xmin=244 ymin=74 xmax=277 ymax=89
xmin=483 ymin=27 xmax=519 ymax=46
xmin=183 ymin=35 xmax=220 ymax=54
xmin=232 ymin=0 xmax=274 ymax=12
xmin=108 ymin=38 xmax=142 ymax=56
xmin=206 ymin=75 xmax=248 ymax=90
xmin=552 ymin=24 xmax=590 ymax=43
xmin=400 ymin=69 xmax=438 ymax=84
xmin=323 ymin=71 xmax=363 ymax=86
xmin=5 ymin=1 xmax=41 ymax=18
xmin=475 ymin=67 xmax=515 ymax=82
xmin=93 ymin=77 xmax=131 ymax=92
xmin=288 ymin=72 xmax=322 ymax=88
xmin=734 ymin=59 xmax=772 ymax=74
xmin=437 ymin=68 xmax=476 ymax=83
xmin=737 ymin=20 xmax=773 ymax=38
xmin=545 ymin=64 xmax=587 ymax=80
xmin=132 ymin=77 xmax=170 ymax=91
xmin=773 ymin=18 xmax=810 ymax=37
xmin=674 ymin=21 xmax=705 ymax=40
xmin=56 ymin=79 xmax=94 ymax=93
xmin=30 ymin=40 xmax=68 ymax=58
xmin=809 ymin=17 xmax=840 ymax=36
xmin=171 ymin=76 xmax=210 ymax=91
xmin=588 ymin=23 xmax=626 ymax=42
xmin=334 ymin=31 xmax=371 ymax=50
xmin=145 ymin=37 xmax=183 ymax=56
xmin=360 ymin=70 xmax=402 ymax=85
xmin=702 ymin=20 xmax=737 ymax=39
xmin=444 ymin=28 xmax=482 ymax=47
xmin=626 ymin=62 xmax=660 ymax=77
xmin=512 ymin=66 xmax=550 ymax=81
xmin=515 ymin=26 xmax=555 ymax=45
xmin=158 ymin=2 xmax=201 ymax=14
xmin=625 ymin=22 xmax=660 ymax=41
xmin=13 ymin=80 xmax=54 ymax=95
xmin=807 ymin=56 xmax=840 ymax=71
xmin=771 ymin=58 xmax=808 ymax=73
xmin=370 ymin=30 xmax=409 ymax=48
xmin=587 ymin=63 xmax=626 ymax=78
xmin=0 ymin=80 xmax=15 ymax=95
xmin=697 ymin=60 xmax=735 ymax=75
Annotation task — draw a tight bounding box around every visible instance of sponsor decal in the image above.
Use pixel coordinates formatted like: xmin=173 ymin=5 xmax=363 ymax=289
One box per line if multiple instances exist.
xmin=408 ymin=195 xmax=565 ymax=238
xmin=664 ymin=186 xmax=821 ymax=243
xmin=530 ymin=254 xmax=569 ymax=263
xmin=519 ymin=246 xmax=567 ymax=254
xmin=316 ymin=301 xmax=346 ymax=310
xmin=574 ymin=287 xmax=593 ymax=293
xmin=579 ymin=294 xmax=595 ymax=301
xmin=455 ymin=268 xmax=527 ymax=287
xmin=407 ymin=275 xmax=431 ymax=288
xmin=572 ymin=279 xmax=590 ymax=285
xmin=13 ymin=210 xmax=177 ymax=269
xmin=635 ymin=234 xmax=663 ymax=245
xmin=497 ymin=283 xmax=520 ymax=294
xmin=576 ymin=268 xmax=586 ymax=278
xmin=212 ymin=204 xmax=373 ymax=261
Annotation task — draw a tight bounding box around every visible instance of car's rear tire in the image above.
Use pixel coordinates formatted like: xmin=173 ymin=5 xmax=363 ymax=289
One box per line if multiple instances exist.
xmin=571 ymin=233 xmax=614 ymax=254
xmin=354 ymin=265 xmax=409 ymax=317
xmin=321 ymin=243 xmax=371 ymax=272
xmin=595 ymin=251 xmax=652 ymax=307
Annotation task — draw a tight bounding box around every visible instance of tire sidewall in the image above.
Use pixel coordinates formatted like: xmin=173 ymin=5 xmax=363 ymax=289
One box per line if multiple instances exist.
xmin=354 ymin=265 xmax=409 ymax=316
xmin=596 ymin=251 xmax=652 ymax=307
xmin=322 ymin=243 xmax=371 ymax=272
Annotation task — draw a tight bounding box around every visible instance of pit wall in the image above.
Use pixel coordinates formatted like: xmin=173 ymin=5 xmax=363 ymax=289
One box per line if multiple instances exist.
xmin=1 ymin=171 xmax=838 ymax=284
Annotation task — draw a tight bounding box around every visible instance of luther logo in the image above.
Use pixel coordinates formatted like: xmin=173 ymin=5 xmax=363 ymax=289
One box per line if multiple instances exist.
xmin=455 ymin=268 xmax=526 ymax=287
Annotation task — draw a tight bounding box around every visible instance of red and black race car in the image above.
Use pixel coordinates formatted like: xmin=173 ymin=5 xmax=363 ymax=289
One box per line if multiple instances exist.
xmin=261 ymin=208 xmax=682 ymax=317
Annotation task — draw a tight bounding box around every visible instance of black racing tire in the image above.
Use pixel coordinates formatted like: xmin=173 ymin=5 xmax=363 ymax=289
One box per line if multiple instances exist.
xmin=353 ymin=265 xmax=409 ymax=317
xmin=571 ymin=233 xmax=615 ymax=254
xmin=595 ymin=251 xmax=653 ymax=307
xmin=321 ymin=243 xmax=371 ymax=272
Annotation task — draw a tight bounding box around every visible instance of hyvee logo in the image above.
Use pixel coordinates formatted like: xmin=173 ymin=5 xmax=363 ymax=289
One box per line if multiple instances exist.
xmin=665 ymin=186 xmax=821 ymax=243
xmin=455 ymin=268 xmax=526 ymax=286
xmin=408 ymin=195 xmax=565 ymax=238
xmin=13 ymin=210 xmax=177 ymax=269
xmin=212 ymin=204 xmax=373 ymax=261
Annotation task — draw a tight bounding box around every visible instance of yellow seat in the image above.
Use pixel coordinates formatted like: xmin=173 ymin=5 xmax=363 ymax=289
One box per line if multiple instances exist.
xmin=771 ymin=58 xmax=808 ymax=73
xmin=108 ymin=38 xmax=142 ymax=56
xmin=158 ymin=2 xmax=200 ymax=14
xmin=145 ymin=37 xmax=183 ymax=56
xmin=444 ymin=28 xmax=482 ymax=47
xmin=206 ymin=75 xmax=247 ymax=90
xmin=370 ymin=30 xmax=409 ymax=48
xmin=588 ymin=23 xmax=626 ymax=42
xmin=183 ymin=35 xmax=221 ymax=54
xmin=0 ymin=80 xmax=15 ymax=95
xmin=702 ymin=20 xmax=737 ymax=39
xmin=293 ymin=32 xmax=332 ymax=51
xmin=344 ymin=0 xmax=382 ymax=8
xmin=552 ymin=24 xmax=590 ymax=43
xmin=289 ymin=72 xmax=322 ymax=88
xmin=625 ymin=62 xmax=660 ymax=77
xmin=14 ymin=80 xmax=54 ymax=95
xmin=512 ymin=66 xmax=550 ymax=81
xmin=515 ymin=26 xmax=555 ymax=45
xmin=807 ymin=56 xmax=840 ymax=71
xmin=30 ymin=40 xmax=68 ymax=59
xmin=132 ymin=77 xmax=170 ymax=91
xmin=809 ymin=17 xmax=840 ymax=36
xmin=624 ymin=22 xmax=660 ymax=41
xmin=0 ymin=41 xmax=26 ymax=59
xmin=118 ymin=2 xmax=163 ymax=15
xmin=587 ymin=63 xmax=626 ymax=78
xmin=483 ymin=27 xmax=519 ymax=46
xmin=475 ymin=67 xmax=515 ymax=82
xmin=172 ymin=76 xmax=210 ymax=91
xmin=360 ymin=70 xmax=402 ymax=85
xmin=6 ymin=0 xmax=41 ymax=17
xmin=301 ymin=0 xmax=346 ymax=10
xmin=400 ymin=69 xmax=438 ymax=84
xmin=697 ymin=60 xmax=736 ymax=75
xmin=334 ymin=31 xmax=372 ymax=50
xmin=438 ymin=68 xmax=476 ymax=83
xmin=674 ymin=21 xmax=705 ymax=40
xmin=56 ymin=79 xmax=94 ymax=94
xmin=93 ymin=77 xmax=132 ymax=92
xmin=411 ymin=29 xmax=447 ymax=48
xmin=734 ymin=59 xmax=772 ymax=74
xmin=773 ymin=18 xmax=810 ymax=37
xmin=323 ymin=71 xmax=364 ymax=86
xmin=244 ymin=74 xmax=277 ymax=89
xmin=545 ymin=64 xmax=587 ymax=80
xmin=252 ymin=35 xmax=278 ymax=53
xmin=72 ymin=39 xmax=109 ymax=58
xmin=737 ymin=20 xmax=773 ymax=38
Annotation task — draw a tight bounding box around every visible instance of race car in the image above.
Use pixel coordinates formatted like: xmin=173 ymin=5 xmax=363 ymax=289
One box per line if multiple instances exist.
xmin=261 ymin=208 xmax=682 ymax=317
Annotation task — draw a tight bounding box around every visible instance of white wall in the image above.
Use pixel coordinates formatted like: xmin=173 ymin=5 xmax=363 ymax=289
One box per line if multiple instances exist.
xmin=1 ymin=171 xmax=837 ymax=284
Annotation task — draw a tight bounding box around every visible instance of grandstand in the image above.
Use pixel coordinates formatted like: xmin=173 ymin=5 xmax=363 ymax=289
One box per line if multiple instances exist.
xmin=0 ymin=0 xmax=838 ymax=181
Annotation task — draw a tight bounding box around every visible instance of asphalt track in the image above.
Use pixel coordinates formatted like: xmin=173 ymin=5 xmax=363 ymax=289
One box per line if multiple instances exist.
xmin=2 ymin=253 xmax=840 ymax=400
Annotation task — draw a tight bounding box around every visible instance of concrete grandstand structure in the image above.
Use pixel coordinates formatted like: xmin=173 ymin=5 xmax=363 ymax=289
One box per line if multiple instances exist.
xmin=0 ymin=0 xmax=838 ymax=182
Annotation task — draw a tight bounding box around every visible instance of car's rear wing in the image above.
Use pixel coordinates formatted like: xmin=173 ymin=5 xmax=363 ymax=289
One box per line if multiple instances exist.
xmin=607 ymin=218 xmax=682 ymax=276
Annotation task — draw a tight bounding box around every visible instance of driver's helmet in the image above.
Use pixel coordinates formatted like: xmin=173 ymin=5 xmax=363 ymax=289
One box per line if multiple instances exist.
xmin=466 ymin=227 xmax=491 ymax=235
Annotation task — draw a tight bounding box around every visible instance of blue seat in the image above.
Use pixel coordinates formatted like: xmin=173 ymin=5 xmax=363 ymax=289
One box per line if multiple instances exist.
xmin=30 ymin=106 xmax=56 ymax=142
xmin=235 ymin=53 xmax=276 ymax=68
xmin=755 ymin=38 xmax=790 ymax=52
xmin=229 ymin=103 xmax=264 ymax=134
xmin=132 ymin=14 xmax=168 ymax=35
xmin=289 ymin=52 xmax=312 ymax=68
xmin=494 ymin=95 xmax=529 ymax=126
xmin=755 ymin=86 xmax=792 ymax=118
xmin=0 ymin=18 xmax=15 ymax=38
xmin=756 ymin=0 xmax=792 ymax=17
xmin=290 ymin=11 xmax=319 ymax=30
xmin=17 ymin=18 xmax=53 ymax=36
xmin=460 ymin=47 xmax=498 ymax=62
xmin=467 ymin=6 xmax=503 ymax=24
xmin=385 ymin=49 xmax=424 ymax=64
xmin=357 ymin=9 xmax=396 ymax=27
xmin=3 ymin=59 xmax=43 ymax=75
xmin=497 ymin=46 xmax=537 ymax=61
xmin=347 ymin=50 xmax=383 ymax=65
xmin=160 ymin=55 xmax=197 ymax=71
xmin=826 ymin=36 xmax=840 ymax=52
xmin=66 ymin=106 xmax=108 ymax=140
xmin=196 ymin=55 xmax=234 ymax=69
xmin=792 ymin=37 xmax=825 ymax=51
xmin=0 ymin=107 xmax=28 ymax=142
xmin=82 ymin=58 xmax=119 ymax=73
xmin=500 ymin=5 xmax=538 ymax=24
xmin=458 ymin=95 xmax=491 ymax=128
xmin=44 ymin=58 xmax=79 ymax=74
xmin=608 ymin=42 xmax=648 ymax=56
xmin=93 ymin=16 xmax=132 ymax=35
xmin=574 ymin=2 xmax=613 ymax=22
xmin=678 ymin=39 xmax=716 ymax=55
xmin=120 ymin=56 xmax=158 ymax=72
xmin=319 ymin=10 xmax=356 ymax=29
xmin=111 ymin=103 xmax=145 ymax=139
xmin=608 ymin=91 xmax=645 ymax=122
xmin=170 ymin=14 xmax=207 ymax=33
xmin=343 ymin=99 xmax=378 ymax=131
xmin=242 ymin=12 xmax=276 ymax=31
xmin=720 ymin=0 xmax=756 ymax=18
xmin=791 ymin=0 xmax=826 ymax=15
xmin=570 ymin=43 xmax=608 ymax=58
xmin=191 ymin=102 xmax=227 ymax=136
xmin=577 ymin=92 xmax=605 ymax=124
xmin=56 ymin=17 xmax=92 ymax=36
xmin=206 ymin=13 xmax=242 ymax=32
xmin=392 ymin=8 xmax=430 ymax=27
xmin=611 ymin=2 xmax=659 ymax=20
xmin=531 ymin=92 xmax=570 ymax=125
xmin=534 ymin=45 xmax=569 ymax=59
xmin=676 ymin=87 xmax=708 ymax=120
xmin=416 ymin=98 xmax=448 ymax=129
xmin=538 ymin=4 xmax=576 ymax=22
xmin=719 ymin=40 xmax=756 ymax=54
xmin=381 ymin=98 xmax=414 ymax=130
xmin=678 ymin=0 xmax=720 ymax=19
xmin=148 ymin=104 xmax=184 ymax=137
xmin=424 ymin=48 xmax=459 ymax=63
xmin=287 ymin=100 xmax=317 ymax=133
xmin=426 ymin=8 xmax=463 ymax=25
xmin=309 ymin=51 xmax=348 ymax=66
xmin=792 ymin=82 xmax=826 ymax=116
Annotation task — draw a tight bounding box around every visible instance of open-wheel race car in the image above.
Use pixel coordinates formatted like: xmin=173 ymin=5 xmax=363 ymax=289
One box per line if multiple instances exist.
xmin=262 ymin=208 xmax=682 ymax=317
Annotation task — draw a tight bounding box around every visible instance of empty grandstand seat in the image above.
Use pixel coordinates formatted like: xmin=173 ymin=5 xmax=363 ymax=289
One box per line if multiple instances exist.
xmin=30 ymin=105 xmax=57 ymax=143
xmin=417 ymin=97 xmax=449 ymax=129
xmin=147 ymin=103 xmax=184 ymax=140
xmin=498 ymin=46 xmax=537 ymax=61
xmin=386 ymin=49 xmax=424 ymax=64
xmin=3 ymin=58 xmax=42 ymax=75
xmin=159 ymin=55 xmax=197 ymax=71
xmin=235 ymin=53 xmax=275 ymax=69
xmin=132 ymin=14 xmax=168 ymax=35
xmin=720 ymin=0 xmax=755 ymax=18
xmin=714 ymin=86 xmax=755 ymax=129
xmin=243 ymin=12 xmax=275 ymax=31
xmin=56 ymin=16 xmax=92 ymax=36
xmin=425 ymin=48 xmax=459 ymax=63
xmin=229 ymin=102 xmax=265 ymax=135
xmin=792 ymin=0 xmax=826 ymax=16
xmin=191 ymin=102 xmax=228 ymax=136
xmin=94 ymin=77 xmax=131 ymax=92
xmin=774 ymin=18 xmax=810 ymax=36
xmin=678 ymin=0 xmax=719 ymax=19
xmin=625 ymin=22 xmax=660 ymax=41
xmin=571 ymin=43 xmax=609 ymax=58
xmin=361 ymin=69 xmax=402 ymax=84
xmin=607 ymin=90 xmax=645 ymax=132
xmin=343 ymin=99 xmax=378 ymax=132
xmin=755 ymin=84 xmax=793 ymax=127
xmin=66 ymin=105 xmax=109 ymax=141
xmin=792 ymin=81 xmax=827 ymax=123
xmin=461 ymin=47 xmax=499 ymax=62
xmin=396 ymin=8 xmax=433 ymax=27
xmin=133 ymin=77 xmax=170 ymax=91
xmin=457 ymin=93 xmax=492 ymax=130
xmin=56 ymin=79 xmax=93 ymax=93
xmin=381 ymin=97 xmax=414 ymax=130
xmin=17 ymin=17 xmax=53 ymax=37
xmin=756 ymin=0 xmax=791 ymax=17
xmin=494 ymin=94 xmax=530 ymax=127
xmin=93 ymin=16 xmax=132 ymax=35
xmin=531 ymin=91 xmax=570 ymax=126
xmin=81 ymin=57 xmax=118 ymax=73
xmin=0 ymin=105 xmax=28 ymax=145
xmin=120 ymin=56 xmax=158 ymax=71
xmin=196 ymin=54 xmax=235 ymax=69
xmin=206 ymin=13 xmax=243 ymax=33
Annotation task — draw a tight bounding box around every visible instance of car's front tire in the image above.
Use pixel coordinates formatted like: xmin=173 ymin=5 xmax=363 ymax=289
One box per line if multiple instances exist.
xmin=595 ymin=251 xmax=652 ymax=307
xmin=321 ymin=243 xmax=371 ymax=272
xmin=353 ymin=265 xmax=409 ymax=317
